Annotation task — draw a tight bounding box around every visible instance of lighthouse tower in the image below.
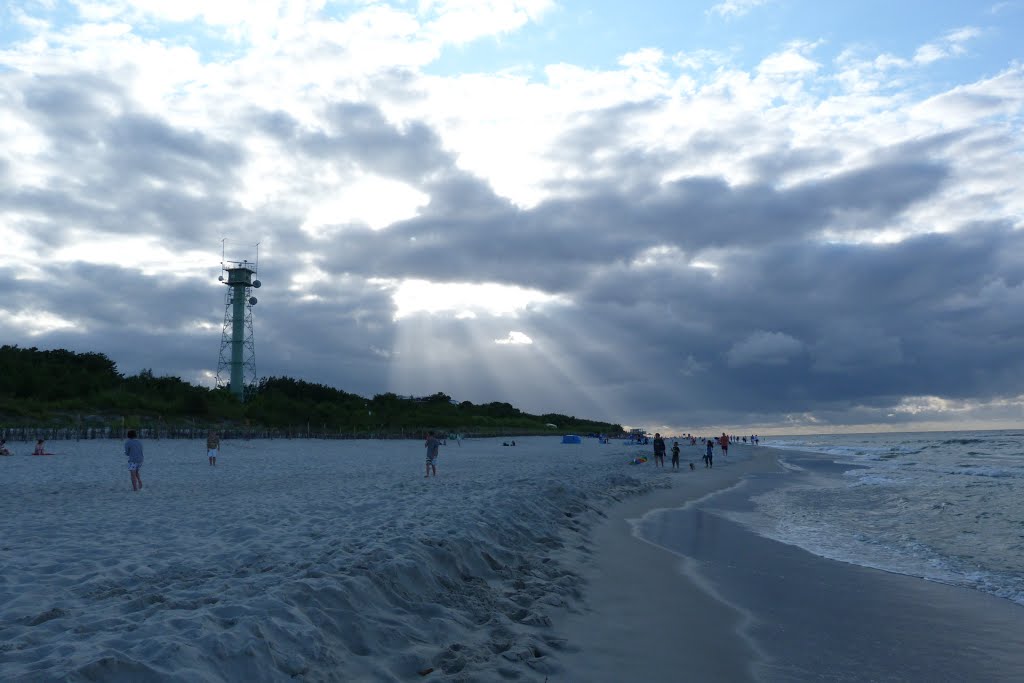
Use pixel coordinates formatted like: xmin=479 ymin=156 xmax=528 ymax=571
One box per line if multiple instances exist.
xmin=215 ymin=242 xmax=261 ymax=400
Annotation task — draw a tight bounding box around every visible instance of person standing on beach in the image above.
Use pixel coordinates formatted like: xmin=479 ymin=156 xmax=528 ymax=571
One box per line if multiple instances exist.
xmin=705 ymin=438 xmax=714 ymax=468
xmin=719 ymin=433 xmax=729 ymax=457
xmin=652 ymin=433 xmax=666 ymax=467
xmin=207 ymin=429 xmax=220 ymax=466
xmin=671 ymin=441 xmax=680 ymax=470
xmin=125 ymin=429 xmax=144 ymax=491
xmin=425 ymin=431 xmax=441 ymax=477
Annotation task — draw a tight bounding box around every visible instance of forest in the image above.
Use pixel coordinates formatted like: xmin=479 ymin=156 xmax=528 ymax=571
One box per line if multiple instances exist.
xmin=0 ymin=345 xmax=624 ymax=438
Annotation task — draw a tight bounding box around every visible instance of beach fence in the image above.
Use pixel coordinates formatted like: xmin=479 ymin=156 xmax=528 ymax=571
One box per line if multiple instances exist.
xmin=0 ymin=424 xmax=560 ymax=442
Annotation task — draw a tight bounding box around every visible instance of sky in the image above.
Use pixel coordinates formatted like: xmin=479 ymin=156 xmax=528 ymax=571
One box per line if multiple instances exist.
xmin=1 ymin=0 xmax=1023 ymax=435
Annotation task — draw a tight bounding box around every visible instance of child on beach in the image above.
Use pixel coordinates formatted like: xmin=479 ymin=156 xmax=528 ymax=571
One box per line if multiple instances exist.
xmin=671 ymin=441 xmax=680 ymax=470
xmin=425 ymin=431 xmax=441 ymax=477
xmin=705 ymin=438 xmax=713 ymax=468
xmin=125 ymin=430 xmax=144 ymax=491
xmin=206 ymin=430 xmax=220 ymax=466
xmin=32 ymin=439 xmax=47 ymax=456
xmin=0 ymin=439 xmax=10 ymax=456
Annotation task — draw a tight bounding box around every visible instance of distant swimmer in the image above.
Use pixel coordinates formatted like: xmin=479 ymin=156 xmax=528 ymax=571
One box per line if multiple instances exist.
xmin=0 ymin=439 xmax=11 ymax=456
xmin=32 ymin=439 xmax=49 ymax=456
xmin=125 ymin=430 xmax=144 ymax=491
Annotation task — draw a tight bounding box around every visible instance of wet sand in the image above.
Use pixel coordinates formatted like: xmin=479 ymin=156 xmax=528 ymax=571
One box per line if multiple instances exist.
xmin=553 ymin=446 xmax=776 ymax=681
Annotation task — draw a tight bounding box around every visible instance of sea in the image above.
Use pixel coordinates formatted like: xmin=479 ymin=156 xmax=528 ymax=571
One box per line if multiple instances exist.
xmin=723 ymin=429 xmax=1024 ymax=606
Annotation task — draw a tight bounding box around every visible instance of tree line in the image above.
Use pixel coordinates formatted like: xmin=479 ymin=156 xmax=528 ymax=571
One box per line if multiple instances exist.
xmin=0 ymin=345 xmax=623 ymax=437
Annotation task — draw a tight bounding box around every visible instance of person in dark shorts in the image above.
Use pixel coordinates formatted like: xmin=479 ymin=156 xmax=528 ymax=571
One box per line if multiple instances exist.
xmin=652 ymin=433 xmax=666 ymax=467
xmin=671 ymin=441 xmax=680 ymax=470
xmin=424 ymin=431 xmax=441 ymax=477
xmin=125 ymin=429 xmax=144 ymax=491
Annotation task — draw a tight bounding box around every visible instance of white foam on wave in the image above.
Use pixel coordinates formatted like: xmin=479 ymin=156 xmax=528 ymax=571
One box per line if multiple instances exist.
xmin=719 ymin=451 xmax=1024 ymax=607
xmin=944 ymin=465 xmax=1019 ymax=478
xmin=761 ymin=439 xmax=918 ymax=462
xmin=775 ymin=457 xmax=805 ymax=472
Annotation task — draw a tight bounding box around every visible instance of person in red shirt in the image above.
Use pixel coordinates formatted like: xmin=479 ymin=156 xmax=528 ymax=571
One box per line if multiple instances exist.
xmin=718 ymin=433 xmax=729 ymax=457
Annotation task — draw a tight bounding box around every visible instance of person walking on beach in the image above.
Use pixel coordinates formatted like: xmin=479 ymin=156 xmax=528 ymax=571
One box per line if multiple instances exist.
xmin=652 ymin=433 xmax=666 ymax=467
xmin=718 ymin=433 xmax=729 ymax=457
xmin=671 ymin=441 xmax=680 ymax=470
xmin=125 ymin=429 xmax=144 ymax=491
xmin=206 ymin=429 xmax=220 ymax=466
xmin=425 ymin=431 xmax=441 ymax=477
xmin=705 ymin=438 xmax=714 ymax=468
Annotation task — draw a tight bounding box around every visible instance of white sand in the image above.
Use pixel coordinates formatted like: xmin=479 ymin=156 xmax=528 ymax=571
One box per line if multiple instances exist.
xmin=0 ymin=435 xmax=700 ymax=681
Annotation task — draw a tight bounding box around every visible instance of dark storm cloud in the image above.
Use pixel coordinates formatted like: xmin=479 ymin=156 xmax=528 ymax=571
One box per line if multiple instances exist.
xmin=379 ymin=205 xmax=1017 ymax=430
xmin=302 ymin=152 xmax=948 ymax=297
xmin=256 ymin=287 xmax=399 ymax=397
xmin=1 ymin=259 xmax=400 ymax=397
xmin=1 ymin=262 xmax=216 ymax=378
xmin=2 ymin=71 xmax=249 ymax=248
xmin=746 ymin=146 xmax=841 ymax=179
xmin=251 ymin=102 xmax=452 ymax=183
xmin=249 ymin=98 xmax=951 ymax=300
xmin=106 ymin=113 xmax=243 ymax=183
xmin=20 ymin=72 xmax=123 ymax=146
xmin=794 ymin=160 xmax=949 ymax=219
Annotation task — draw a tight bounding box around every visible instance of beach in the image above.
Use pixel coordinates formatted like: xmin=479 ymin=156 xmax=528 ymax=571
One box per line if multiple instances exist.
xmin=2 ymin=435 xmax=1022 ymax=681
xmin=0 ymin=436 xmax=667 ymax=681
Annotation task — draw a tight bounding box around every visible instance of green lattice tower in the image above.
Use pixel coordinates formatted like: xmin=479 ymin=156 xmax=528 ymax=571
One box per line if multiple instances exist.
xmin=215 ymin=245 xmax=261 ymax=400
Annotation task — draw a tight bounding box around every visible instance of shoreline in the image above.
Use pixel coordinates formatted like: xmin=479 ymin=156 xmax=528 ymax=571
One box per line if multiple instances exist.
xmin=551 ymin=443 xmax=1024 ymax=682
xmin=551 ymin=445 xmax=777 ymax=682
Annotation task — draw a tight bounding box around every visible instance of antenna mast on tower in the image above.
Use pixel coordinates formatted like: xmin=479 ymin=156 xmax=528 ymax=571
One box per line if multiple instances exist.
xmin=215 ymin=240 xmax=261 ymax=400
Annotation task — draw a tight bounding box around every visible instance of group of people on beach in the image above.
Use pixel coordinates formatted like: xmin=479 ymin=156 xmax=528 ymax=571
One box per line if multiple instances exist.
xmin=647 ymin=432 xmax=740 ymax=469
xmin=0 ymin=438 xmax=54 ymax=456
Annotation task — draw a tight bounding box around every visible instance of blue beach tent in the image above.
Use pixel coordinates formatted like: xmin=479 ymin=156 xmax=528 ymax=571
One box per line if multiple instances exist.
xmin=561 ymin=434 xmax=582 ymax=444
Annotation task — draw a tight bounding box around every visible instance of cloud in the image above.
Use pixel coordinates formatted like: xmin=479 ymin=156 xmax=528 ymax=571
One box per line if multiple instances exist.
xmin=495 ymin=331 xmax=534 ymax=345
xmin=707 ymin=0 xmax=772 ymax=19
xmin=757 ymin=43 xmax=821 ymax=76
xmin=727 ymin=331 xmax=804 ymax=367
xmin=0 ymin=2 xmax=1021 ymax=434
xmin=914 ymin=27 xmax=982 ymax=65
